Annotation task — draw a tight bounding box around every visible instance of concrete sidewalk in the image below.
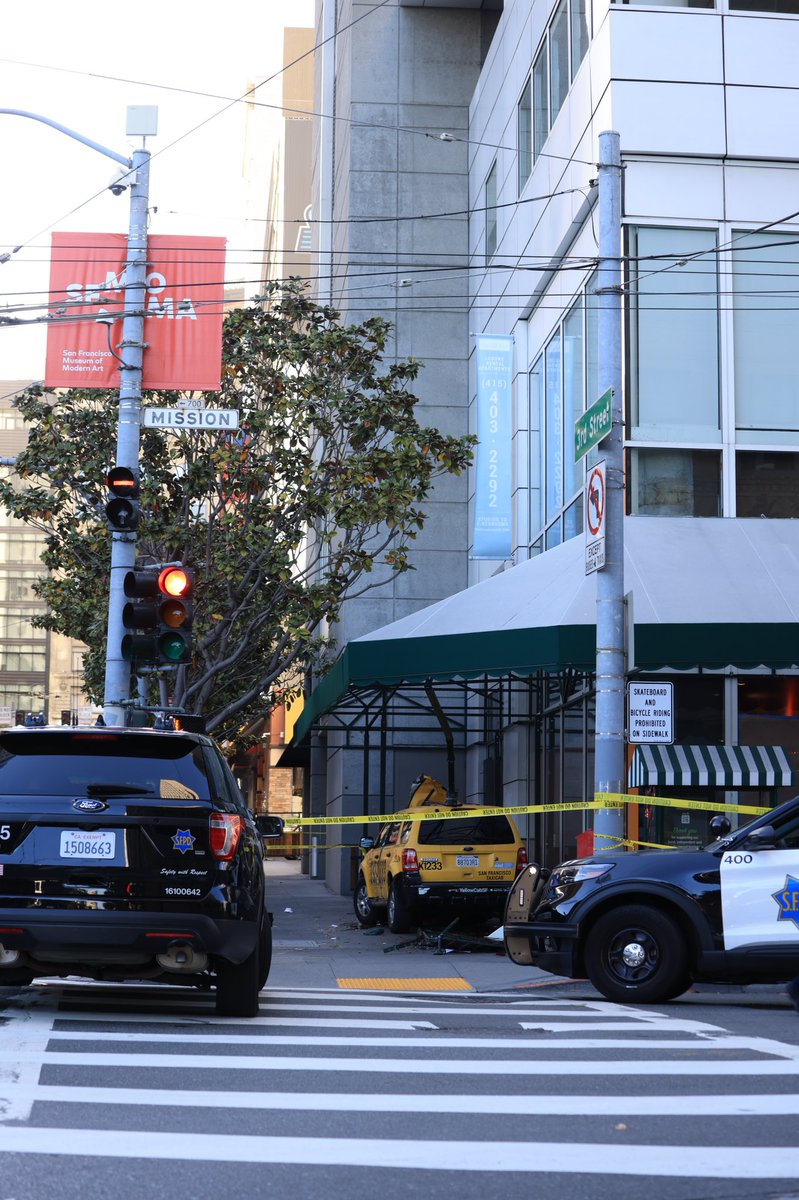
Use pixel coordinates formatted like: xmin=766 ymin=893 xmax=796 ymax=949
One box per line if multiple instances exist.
xmin=264 ymin=857 xmax=548 ymax=993
xmin=263 ymin=858 xmax=793 ymax=1006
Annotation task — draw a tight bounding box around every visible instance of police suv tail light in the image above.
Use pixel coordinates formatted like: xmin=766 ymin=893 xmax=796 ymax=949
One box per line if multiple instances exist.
xmin=209 ymin=812 xmax=243 ymax=861
xmin=516 ymin=846 xmax=529 ymax=872
xmin=402 ymin=848 xmax=419 ymax=872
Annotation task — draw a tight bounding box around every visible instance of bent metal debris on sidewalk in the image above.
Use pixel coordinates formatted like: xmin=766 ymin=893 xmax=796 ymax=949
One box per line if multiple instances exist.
xmin=381 ymin=918 xmax=505 ymax=956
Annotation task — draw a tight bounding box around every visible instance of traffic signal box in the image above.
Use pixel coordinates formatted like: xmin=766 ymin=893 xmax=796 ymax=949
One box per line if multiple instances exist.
xmin=105 ymin=467 xmax=140 ymax=532
xmin=122 ymin=566 xmax=194 ymax=665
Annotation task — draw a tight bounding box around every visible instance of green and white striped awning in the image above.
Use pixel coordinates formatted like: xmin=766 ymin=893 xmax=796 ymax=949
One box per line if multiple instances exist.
xmin=629 ymin=744 xmax=794 ymax=790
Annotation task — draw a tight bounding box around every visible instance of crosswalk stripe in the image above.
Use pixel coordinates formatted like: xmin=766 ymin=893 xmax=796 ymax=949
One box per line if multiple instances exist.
xmin=0 ymin=1126 xmax=797 ymax=1177
xmin=30 ymin=1051 xmax=799 ymax=1075
xmin=20 ymin=1084 xmax=799 ymax=1116
xmin=44 ymin=1030 xmax=781 ymax=1052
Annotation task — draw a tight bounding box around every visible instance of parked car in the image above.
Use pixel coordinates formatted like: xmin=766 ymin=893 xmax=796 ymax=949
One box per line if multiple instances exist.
xmin=0 ymin=724 xmax=283 ymax=1016
xmin=354 ymin=774 xmax=528 ymax=933
xmin=503 ymin=793 xmax=799 ymax=1003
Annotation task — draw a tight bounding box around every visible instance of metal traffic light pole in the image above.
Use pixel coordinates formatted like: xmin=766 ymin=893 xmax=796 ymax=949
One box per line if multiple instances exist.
xmin=102 ymin=142 xmax=150 ymax=728
xmin=0 ymin=108 xmax=151 ymax=729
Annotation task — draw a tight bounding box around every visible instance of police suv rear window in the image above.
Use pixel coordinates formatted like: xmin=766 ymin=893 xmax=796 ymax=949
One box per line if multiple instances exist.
xmin=417 ymin=815 xmax=515 ymax=846
xmin=0 ymin=732 xmax=213 ymax=799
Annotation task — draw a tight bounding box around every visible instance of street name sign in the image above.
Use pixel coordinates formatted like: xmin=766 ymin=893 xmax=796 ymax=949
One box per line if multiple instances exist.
xmin=575 ymin=387 xmax=612 ymax=463
xmin=628 ymin=681 xmax=674 ymax=744
xmin=143 ymin=408 xmax=240 ymax=430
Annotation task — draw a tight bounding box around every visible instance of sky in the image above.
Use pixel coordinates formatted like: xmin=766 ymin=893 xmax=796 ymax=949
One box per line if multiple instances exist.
xmin=0 ymin=0 xmax=314 ymax=379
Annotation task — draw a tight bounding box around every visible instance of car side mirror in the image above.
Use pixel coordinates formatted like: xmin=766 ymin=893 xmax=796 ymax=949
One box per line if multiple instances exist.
xmin=743 ymin=823 xmax=778 ymax=849
xmin=359 ymin=836 xmax=375 ymax=852
xmin=255 ymin=814 xmax=285 ymax=839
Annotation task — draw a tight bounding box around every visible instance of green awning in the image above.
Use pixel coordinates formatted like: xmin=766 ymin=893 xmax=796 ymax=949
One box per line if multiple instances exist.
xmin=292 ymin=518 xmax=799 ymax=744
xmin=628 ymin=743 xmax=794 ymax=789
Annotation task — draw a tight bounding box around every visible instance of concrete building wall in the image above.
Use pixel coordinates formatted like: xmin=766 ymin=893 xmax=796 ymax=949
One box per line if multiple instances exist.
xmin=313 ymin=0 xmax=494 ymax=891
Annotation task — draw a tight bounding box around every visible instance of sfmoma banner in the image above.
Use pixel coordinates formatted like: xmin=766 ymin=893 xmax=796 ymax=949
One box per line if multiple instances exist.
xmin=45 ymin=233 xmax=226 ymax=390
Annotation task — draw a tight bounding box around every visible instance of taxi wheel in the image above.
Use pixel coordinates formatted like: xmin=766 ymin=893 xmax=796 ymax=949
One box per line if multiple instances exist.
xmin=387 ymin=878 xmax=414 ymax=934
xmin=584 ymin=905 xmax=690 ymax=1004
xmin=354 ymin=875 xmax=380 ymax=927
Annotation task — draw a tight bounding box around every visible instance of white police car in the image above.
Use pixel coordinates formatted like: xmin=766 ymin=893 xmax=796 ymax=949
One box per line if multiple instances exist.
xmin=504 ymin=792 xmax=799 ymax=1003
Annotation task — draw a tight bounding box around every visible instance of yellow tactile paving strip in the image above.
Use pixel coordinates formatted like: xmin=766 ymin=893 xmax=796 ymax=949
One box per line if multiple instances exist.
xmin=337 ymin=977 xmax=473 ymax=991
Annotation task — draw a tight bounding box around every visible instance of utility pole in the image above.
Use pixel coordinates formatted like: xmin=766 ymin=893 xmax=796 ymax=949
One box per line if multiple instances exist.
xmin=593 ymin=130 xmax=625 ymax=851
xmin=102 ymin=141 xmax=151 ymax=728
xmin=0 ymin=106 xmax=153 ymax=729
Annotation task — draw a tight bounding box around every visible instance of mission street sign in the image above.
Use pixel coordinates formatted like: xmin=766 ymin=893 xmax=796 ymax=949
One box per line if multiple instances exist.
xmin=143 ymin=407 xmax=240 ymax=430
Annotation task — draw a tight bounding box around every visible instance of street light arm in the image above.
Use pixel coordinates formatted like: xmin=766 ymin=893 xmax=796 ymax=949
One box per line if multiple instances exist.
xmin=0 ymin=109 xmax=131 ymax=168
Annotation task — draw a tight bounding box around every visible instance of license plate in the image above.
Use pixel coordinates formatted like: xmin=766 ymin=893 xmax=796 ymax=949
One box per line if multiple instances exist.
xmin=456 ymin=854 xmax=479 ymax=867
xmin=60 ymin=831 xmax=116 ymax=859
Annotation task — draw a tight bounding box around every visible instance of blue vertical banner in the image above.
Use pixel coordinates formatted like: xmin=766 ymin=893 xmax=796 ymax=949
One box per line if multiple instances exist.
xmin=473 ymin=334 xmax=514 ymax=559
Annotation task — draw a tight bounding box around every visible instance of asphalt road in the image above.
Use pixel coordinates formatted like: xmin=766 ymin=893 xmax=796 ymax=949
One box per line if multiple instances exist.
xmin=0 ymin=859 xmax=797 ymax=1200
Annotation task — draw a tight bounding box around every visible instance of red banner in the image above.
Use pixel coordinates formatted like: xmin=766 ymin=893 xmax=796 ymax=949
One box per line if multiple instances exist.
xmin=44 ymin=233 xmax=226 ymax=391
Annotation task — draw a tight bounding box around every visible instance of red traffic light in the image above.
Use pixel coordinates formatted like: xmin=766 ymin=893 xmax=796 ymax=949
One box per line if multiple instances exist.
xmin=121 ymin=565 xmax=194 ymax=665
xmin=158 ymin=566 xmax=192 ymax=598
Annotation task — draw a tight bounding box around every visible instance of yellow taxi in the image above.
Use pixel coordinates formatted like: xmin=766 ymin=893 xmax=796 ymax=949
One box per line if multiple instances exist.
xmin=353 ymin=774 xmax=528 ymax=933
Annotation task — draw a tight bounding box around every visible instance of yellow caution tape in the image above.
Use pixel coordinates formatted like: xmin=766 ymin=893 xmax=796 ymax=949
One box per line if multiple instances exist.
xmin=289 ymin=799 xmax=623 ymax=828
xmin=268 ymin=792 xmax=768 ymax=833
xmin=596 ymin=791 xmax=770 ymax=817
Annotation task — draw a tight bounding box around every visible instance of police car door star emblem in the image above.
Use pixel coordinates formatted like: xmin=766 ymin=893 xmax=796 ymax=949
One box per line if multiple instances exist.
xmin=171 ymin=829 xmax=196 ymax=854
xmin=772 ymin=876 xmax=799 ymax=928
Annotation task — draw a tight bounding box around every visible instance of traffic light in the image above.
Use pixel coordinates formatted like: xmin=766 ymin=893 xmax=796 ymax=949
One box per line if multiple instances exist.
xmin=121 ymin=565 xmax=194 ymax=665
xmin=105 ymin=467 xmax=140 ymax=532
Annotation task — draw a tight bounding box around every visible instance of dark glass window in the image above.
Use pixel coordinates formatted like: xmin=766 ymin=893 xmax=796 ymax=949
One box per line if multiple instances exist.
xmin=0 ymin=731 xmax=214 ymax=798
xmin=736 ymin=451 xmax=799 ymax=518
xmin=417 ymin=815 xmax=515 ymax=845
xmin=628 ymin=448 xmax=721 ymax=517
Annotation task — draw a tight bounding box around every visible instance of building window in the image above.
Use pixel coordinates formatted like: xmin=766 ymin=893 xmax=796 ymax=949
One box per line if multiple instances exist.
xmin=571 ymin=0 xmax=589 ymax=77
xmin=736 ymin=451 xmax=799 ymax=517
xmin=549 ymin=0 xmax=570 ymax=124
xmin=629 ymin=226 xmax=720 ymax=443
xmin=0 ymin=571 xmax=42 ymax=602
xmin=627 ymin=448 xmax=721 ymax=517
xmin=544 ymin=333 xmax=563 ymax=521
xmin=0 ymin=534 xmax=45 ymax=563
xmin=611 ymin=0 xmax=713 ymax=6
xmin=733 ymin=231 xmax=799 ymax=447
xmin=517 ymin=77 xmax=532 ymax=194
xmin=533 ymin=43 xmax=549 ymax=161
xmin=0 ymin=645 xmax=47 ymax=673
xmin=0 ymin=608 xmax=45 ymax=640
xmin=529 ymin=359 xmax=544 ymax=536
xmin=729 ymin=0 xmax=799 ymax=10
xmin=530 ymin=0 xmax=590 ymax=166
xmin=530 ymin=278 xmax=598 ymax=550
xmin=485 ymin=161 xmax=498 ymax=261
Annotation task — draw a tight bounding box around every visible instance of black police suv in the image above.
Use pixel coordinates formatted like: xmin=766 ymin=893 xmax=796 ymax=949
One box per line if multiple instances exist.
xmin=504 ymin=792 xmax=799 ymax=1003
xmin=0 ymin=725 xmax=283 ymax=1016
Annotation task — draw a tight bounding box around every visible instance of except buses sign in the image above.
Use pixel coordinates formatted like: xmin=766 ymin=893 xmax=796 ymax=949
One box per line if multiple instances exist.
xmin=575 ymin=387 xmax=612 ymax=463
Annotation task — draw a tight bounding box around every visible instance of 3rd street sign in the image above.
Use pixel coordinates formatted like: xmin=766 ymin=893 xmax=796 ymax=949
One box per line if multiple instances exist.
xmin=574 ymin=387 xmax=612 ymax=463
xmin=143 ymin=408 xmax=240 ymax=430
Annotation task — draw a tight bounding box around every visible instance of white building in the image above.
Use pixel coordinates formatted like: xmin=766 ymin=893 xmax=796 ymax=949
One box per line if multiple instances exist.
xmin=302 ymin=0 xmax=799 ymax=889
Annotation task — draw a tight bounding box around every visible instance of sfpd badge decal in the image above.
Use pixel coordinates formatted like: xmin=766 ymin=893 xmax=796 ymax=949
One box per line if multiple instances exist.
xmin=172 ymin=828 xmax=196 ymax=855
xmin=772 ymin=875 xmax=799 ymax=928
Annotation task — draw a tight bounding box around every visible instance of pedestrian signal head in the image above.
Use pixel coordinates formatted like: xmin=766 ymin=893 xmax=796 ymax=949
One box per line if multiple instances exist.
xmin=105 ymin=466 xmax=140 ymax=532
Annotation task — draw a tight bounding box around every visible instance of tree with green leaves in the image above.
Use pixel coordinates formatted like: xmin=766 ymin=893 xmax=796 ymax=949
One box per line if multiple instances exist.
xmin=0 ymin=283 xmax=474 ymax=745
